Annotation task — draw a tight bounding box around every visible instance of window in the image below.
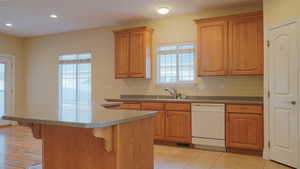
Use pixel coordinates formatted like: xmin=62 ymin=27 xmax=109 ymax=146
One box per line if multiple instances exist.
xmin=0 ymin=64 xmax=5 ymax=117
xmin=157 ymin=43 xmax=195 ymax=84
xmin=0 ymin=56 xmax=14 ymax=125
xmin=58 ymin=53 xmax=92 ymax=122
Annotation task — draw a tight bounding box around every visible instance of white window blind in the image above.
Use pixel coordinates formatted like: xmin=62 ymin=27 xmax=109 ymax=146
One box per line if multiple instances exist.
xmin=157 ymin=43 xmax=195 ymax=84
xmin=58 ymin=53 xmax=92 ymax=122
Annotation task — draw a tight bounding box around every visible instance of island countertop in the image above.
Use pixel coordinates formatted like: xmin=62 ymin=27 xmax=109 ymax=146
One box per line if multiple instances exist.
xmin=2 ymin=108 xmax=157 ymax=128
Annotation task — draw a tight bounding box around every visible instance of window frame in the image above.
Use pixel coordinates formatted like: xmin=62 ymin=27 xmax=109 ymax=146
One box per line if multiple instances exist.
xmin=156 ymin=42 xmax=196 ymax=86
xmin=0 ymin=54 xmax=15 ymax=125
xmin=57 ymin=53 xmax=93 ymax=121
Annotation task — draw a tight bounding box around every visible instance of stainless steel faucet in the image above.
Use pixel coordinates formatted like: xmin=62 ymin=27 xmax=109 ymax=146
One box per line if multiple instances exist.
xmin=164 ymin=88 xmax=178 ymax=98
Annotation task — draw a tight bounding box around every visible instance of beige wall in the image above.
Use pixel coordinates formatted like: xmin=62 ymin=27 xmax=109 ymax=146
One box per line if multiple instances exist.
xmin=0 ymin=33 xmax=26 ymax=113
xmin=24 ymin=5 xmax=263 ymax=113
xmin=263 ymin=0 xmax=300 ymax=25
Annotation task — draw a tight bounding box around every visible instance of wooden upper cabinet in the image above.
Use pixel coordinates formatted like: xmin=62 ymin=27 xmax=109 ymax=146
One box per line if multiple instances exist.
xmin=114 ymin=32 xmax=130 ymax=78
xmin=129 ymin=31 xmax=146 ymax=77
xmin=197 ymin=20 xmax=228 ymax=76
xmin=114 ymin=27 xmax=153 ymax=79
xmin=195 ymin=11 xmax=263 ymax=76
xmin=229 ymin=14 xmax=264 ymax=75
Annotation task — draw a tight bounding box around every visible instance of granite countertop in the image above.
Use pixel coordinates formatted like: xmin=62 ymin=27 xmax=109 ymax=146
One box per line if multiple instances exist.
xmin=2 ymin=107 xmax=156 ymax=128
xmin=105 ymin=95 xmax=263 ymax=105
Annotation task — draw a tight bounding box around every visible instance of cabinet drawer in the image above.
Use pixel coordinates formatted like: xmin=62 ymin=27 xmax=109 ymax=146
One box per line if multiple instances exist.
xmin=141 ymin=102 xmax=164 ymax=110
xmin=165 ymin=103 xmax=190 ymax=112
xmin=226 ymin=104 xmax=262 ymax=114
xmin=120 ymin=103 xmax=141 ymax=110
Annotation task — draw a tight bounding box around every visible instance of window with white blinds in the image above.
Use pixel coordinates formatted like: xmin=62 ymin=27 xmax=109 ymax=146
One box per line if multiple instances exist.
xmin=157 ymin=43 xmax=195 ymax=84
xmin=58 ymin=53 xmax=92 ymax=122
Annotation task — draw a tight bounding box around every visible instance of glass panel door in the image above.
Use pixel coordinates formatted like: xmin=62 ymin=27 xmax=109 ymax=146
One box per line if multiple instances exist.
xmin=0 ymin=63 xmax=5 ymax=118
xmin=0 ymin=58 xmax=12 ymax=126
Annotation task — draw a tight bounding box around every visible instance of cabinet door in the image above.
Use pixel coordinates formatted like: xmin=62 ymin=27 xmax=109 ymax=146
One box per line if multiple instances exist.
xmin=165 ymin=111 xmax=191 ymax=143
xmin=115 ymin=32 xmax=130 ymax=78
xmin=154 ymin=111 xmax=165 ymax=140
xmin=229 ymin=14 xmax=264 ymax=75
xmin=141 ymin=102 xmax=165 ymax=140
xmin=226 ymin=113 xmax=263 ymax=150
xmin=129 ymin=31 xmax=146 ymax=78
xmin=197 ymin=20 xmax=228 ymax=76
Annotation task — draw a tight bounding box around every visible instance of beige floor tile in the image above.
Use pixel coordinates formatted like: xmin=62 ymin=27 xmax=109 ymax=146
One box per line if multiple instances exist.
xmin=263 ymin=160 xmax=293 ymax=169
xmin=206 ymin=152 xmax=265 ymax=169
xmin=184 ymin=151 xmax=223 ymax=169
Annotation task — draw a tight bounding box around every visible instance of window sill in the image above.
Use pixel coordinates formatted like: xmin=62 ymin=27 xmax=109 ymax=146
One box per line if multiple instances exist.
xmin=156 ymin=82 xmax=196 ymax=88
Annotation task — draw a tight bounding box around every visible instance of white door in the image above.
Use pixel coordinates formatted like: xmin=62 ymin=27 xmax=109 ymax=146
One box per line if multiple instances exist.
xmin=0 ymin=57 xmax=13 ymax=126
xmin=269 ymin=21 xmax=298 ymax=168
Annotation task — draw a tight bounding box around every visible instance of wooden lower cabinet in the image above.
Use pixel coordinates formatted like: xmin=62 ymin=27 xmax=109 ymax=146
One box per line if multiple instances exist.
xmin=153 ymin=111 xmax=165 ymax=140
xmin=119 ymin=103 xmax=141 ymax=110
xmin=226 ymin=104 xmax=263 ymax=154
xmin=165 ymin=111 xmax=192 ymax=143
xmin=126 ymin=102 xmax=192 ymax=143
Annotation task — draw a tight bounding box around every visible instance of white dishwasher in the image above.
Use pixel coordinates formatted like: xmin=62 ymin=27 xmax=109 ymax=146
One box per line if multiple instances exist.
xmin=192 ymin=103 xmax=225 ymax=151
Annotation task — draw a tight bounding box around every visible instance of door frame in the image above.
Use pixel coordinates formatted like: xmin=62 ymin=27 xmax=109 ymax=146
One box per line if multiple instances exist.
xmin=265 ymin=18 xmax=300 ymax=168
xmin=0 ymin=54 xmax=15 ymax=125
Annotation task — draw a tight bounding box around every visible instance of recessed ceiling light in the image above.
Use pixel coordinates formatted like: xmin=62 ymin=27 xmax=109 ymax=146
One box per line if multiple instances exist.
xmin=157 ymin=7 xmax=170 ymax=15
xmin=5 ymin=23 xmax=13 ymax=27
xmin=49 ymin=14 xmax=58 ymax=19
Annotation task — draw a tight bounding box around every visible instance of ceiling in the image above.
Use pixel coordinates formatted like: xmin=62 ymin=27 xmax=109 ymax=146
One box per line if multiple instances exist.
xmin=0 ymin=0 xmax=262 ymax=37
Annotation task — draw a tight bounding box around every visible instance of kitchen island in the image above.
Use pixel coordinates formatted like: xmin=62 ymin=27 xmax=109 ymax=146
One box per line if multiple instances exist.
xmin=2 ymin=108 xmax=156 ymax=169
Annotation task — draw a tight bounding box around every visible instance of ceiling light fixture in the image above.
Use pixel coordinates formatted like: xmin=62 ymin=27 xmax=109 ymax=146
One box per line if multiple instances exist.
xmin=49 ymin=14 xmax=58 ymax=19
xmin=5 ymin=23 xmax=13 ymax=27
xmin=157 ymin=7 xmax=170 ymax=15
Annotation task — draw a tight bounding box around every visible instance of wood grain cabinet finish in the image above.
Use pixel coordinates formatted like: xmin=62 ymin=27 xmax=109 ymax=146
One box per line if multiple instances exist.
xmin=196 ymin=20 xmax=228 ymax=76
xmin=165 ymin=111 xmax=192 ymax=143
xmin=153 ymin=111 xmax=166 ymax=140
xmin=229 ymin=14 xmax=264 ymax=75
xmin=226 ymin=104 xmax=263 ymax=152
xmin=140 ymin=102 xmax=192 ymax=143
xmin=195 ymin=11 xmax=263 ymax=76
xmin=119 ymin=103 xmax=141 ymax=110
xmin=114 ymin=26 xmax=153 ymax=79
xmin=114 ymin=32 xmax=130 ymax=78
xmin=141 ymin=102 xmax=165 ymax=140
xmin=165 ymin=103 xmax=191 ymax=112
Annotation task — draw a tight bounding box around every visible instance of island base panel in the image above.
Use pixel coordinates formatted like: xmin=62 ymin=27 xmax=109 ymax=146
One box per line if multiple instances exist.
xmin=29 ymin=118 xmax=154 ymax=169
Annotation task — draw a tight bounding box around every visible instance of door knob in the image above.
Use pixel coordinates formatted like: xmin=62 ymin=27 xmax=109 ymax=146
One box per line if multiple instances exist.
xmin=291 ymin=101 xmax=296 ymax=105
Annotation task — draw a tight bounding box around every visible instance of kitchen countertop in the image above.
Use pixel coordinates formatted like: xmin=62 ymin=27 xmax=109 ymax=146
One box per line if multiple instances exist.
xmin=105 ymin=95 xmax=263 ymax=105
xmin=2 ymin=107 xmax=156 ymax=128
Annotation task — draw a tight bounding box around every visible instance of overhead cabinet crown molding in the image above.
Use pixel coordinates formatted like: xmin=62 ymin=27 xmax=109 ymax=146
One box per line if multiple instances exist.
xmin=114 ymin=26 xmax=153 ymax=79
xmin=195 ymin=11 xmax=264 ymax=76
